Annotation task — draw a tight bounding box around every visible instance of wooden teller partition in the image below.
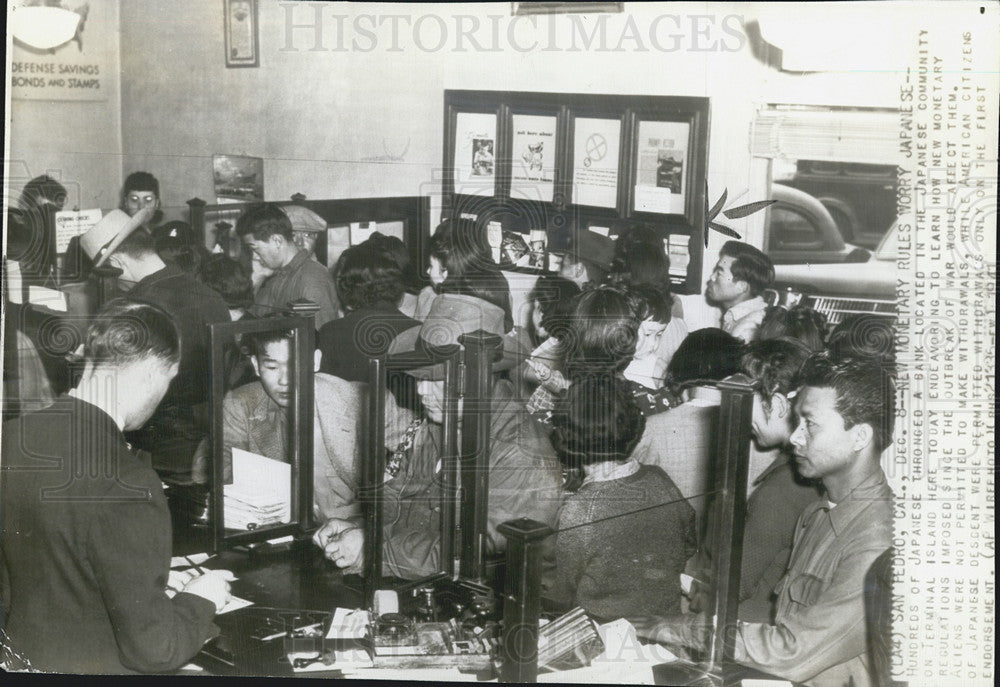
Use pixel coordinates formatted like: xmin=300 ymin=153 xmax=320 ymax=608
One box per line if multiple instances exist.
xmin=168 ymin=307 xmax=762 ymax=682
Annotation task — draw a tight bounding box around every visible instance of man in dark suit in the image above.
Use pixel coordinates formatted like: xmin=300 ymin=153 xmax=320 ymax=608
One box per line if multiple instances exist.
xmin=1 ymin=300 xmax=231 ymax=674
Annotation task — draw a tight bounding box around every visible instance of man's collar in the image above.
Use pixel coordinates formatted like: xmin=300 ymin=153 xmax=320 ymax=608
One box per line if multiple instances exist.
xmin=276 ymin=248 xmax=311 ymax=273
xmin=725 ymin=295 xmax=766 ymax=321
xmin=804 ymin=469 xmax=890 ymax=536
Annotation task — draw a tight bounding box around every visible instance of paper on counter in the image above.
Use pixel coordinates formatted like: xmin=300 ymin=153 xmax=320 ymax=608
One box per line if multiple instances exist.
xmin=170 ymin=552 xmax=212 ymax=569
xmin=164 ymin=568 xmax=253 ymax=614
xmin=326 ymin=608 xmax=371 ymax=639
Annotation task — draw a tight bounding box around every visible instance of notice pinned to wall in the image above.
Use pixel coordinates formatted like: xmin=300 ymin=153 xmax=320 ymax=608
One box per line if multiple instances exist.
xmin=10 ymin=0 xmax=112 ymax=101
xmin=54 ymin=208 xmax=102 ymax=253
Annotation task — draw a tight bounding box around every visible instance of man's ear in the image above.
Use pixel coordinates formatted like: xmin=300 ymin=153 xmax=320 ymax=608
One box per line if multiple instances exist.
xmin=313 ymin=349 xmax=322 ymax=372
xmin=735 ymin=279 xmax=751 ymax=298
xmin=249 ymin=354 xmax=261 ymax=378
xmin=851 ymin=422 xmax=875 ymax=453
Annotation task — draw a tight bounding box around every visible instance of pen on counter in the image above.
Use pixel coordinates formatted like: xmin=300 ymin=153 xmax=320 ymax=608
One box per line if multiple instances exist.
xmin=260 ymin=622 xmax=324 ymax=642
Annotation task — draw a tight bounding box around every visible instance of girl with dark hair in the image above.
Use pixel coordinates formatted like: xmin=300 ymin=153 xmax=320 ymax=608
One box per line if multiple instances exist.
xmin=623 ymin=283 xmax=673 ymax=390
xmin=543 ymin=374 xmax=696 ymax=622
xmin=558 ymin=285 xmax=680 ymax=417
xmin=412 ymin=221 xmax=452 ymax=320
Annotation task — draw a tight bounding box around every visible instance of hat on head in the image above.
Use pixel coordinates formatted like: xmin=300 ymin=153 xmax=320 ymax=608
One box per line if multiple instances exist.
xmin=80 ymin=208 xmax=151 ymax=267
xmin=558 ymin=229 xmax=614 ymax=271
xmin=152 ymin=220 xmax=197 ymax=245
xmin=387 ymin=293 xmax=530 ymax=380
xmin=281 ymin=205 xmax=328 ymax=234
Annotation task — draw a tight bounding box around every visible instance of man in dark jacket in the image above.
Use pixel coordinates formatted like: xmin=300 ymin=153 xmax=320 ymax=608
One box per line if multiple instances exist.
xmin=80 ymin=208 xmax=231 ymax=489
xmin=1 ymin=300 xmax=230 ymax=674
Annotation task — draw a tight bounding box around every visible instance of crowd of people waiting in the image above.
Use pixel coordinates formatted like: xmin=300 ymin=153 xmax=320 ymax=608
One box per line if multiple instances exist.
xmin=3 ymin=172 xmax=897 ymax=684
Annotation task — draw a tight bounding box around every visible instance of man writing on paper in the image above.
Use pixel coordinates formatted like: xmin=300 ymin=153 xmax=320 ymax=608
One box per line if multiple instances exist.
xmin=635 ymin=355 xmax=895 ymax=687
xmin=1 ymin=300 xmax=231 ymax=674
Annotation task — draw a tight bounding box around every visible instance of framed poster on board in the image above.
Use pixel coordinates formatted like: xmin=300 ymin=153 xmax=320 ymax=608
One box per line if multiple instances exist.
xmin=571 ymin=117 xmax=622 ymax=209
xmin=452 ymin=112 xmax=498 ymax=197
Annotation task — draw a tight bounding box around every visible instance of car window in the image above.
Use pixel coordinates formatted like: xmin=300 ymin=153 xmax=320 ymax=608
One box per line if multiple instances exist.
xmin=770 ymin=205 xmax=827 ymax=251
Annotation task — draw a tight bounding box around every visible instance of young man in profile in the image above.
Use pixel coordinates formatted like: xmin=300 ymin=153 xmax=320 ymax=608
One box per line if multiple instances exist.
xmin=237 ymin=203 xmax=340 ymax=328
xmin=1 ymin=301 xmax=230 ymax=674
xmin=705 ymin=240 xmax=775 ymax=343
xmin=637 ymin=354 xmax=895 ymax=687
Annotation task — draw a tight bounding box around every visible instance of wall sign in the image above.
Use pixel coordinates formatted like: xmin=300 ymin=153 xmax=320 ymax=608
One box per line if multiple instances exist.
xmin=10 ymin=0 xmax=111 ymax=101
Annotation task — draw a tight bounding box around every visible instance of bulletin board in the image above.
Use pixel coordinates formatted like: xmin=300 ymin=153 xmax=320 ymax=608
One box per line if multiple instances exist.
xmin=442 ymin=90 xmax=709 ymax=294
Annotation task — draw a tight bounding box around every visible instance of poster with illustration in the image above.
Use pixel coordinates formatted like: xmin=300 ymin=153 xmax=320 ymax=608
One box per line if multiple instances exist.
xmin=510 ymin=114 xmax=557 ymax=202
xmin=453 ymin=112 xmax=497 ymax=196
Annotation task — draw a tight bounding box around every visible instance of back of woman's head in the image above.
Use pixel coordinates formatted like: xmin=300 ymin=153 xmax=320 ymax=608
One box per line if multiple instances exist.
xmin=434 ymin=218 xmax=513 ymax=331
xmin=530 ymin=274 xmax=581 ymax=340
xmin=666 ymin=328 xmax=744 ymax=392
xmin=334 ymin=241 xmax=406 ymax=311
xmin=758 ymin=305 xmax=828 ymax=352
xmin=367 ymin=231 xmax=420 ymax=294
xmin=608 ymin=239 xmax=673 ymax=299
xmin=552 ymin=373 xmax=647 ymax=469
xmin=435 ymin=218 xmax=493 ymax=278
xmin=564 ymin=286 xmax=642 ymax=379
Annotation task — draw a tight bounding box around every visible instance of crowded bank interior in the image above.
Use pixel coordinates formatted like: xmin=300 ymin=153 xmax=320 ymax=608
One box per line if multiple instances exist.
xmin=4 ymin=1 xmax=987 ymax=683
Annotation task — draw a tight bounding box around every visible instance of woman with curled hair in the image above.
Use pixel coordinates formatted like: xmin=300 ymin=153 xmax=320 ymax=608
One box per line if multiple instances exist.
xmin=542 ymin=374 xmax=696 ymax=622
xmin=316 ymin=242 xmax=421 ymax=384
xmin=758 ymin=304 xmax=829 ymax=353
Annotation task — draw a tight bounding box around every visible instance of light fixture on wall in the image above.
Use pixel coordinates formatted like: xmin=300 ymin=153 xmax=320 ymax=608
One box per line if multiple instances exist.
xmin=11 ymin=4 xmax=82 ymax=51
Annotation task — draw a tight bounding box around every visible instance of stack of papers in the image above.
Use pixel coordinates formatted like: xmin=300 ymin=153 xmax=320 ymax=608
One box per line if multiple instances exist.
xmin=224 ymin=448 xmax=291 ymax=530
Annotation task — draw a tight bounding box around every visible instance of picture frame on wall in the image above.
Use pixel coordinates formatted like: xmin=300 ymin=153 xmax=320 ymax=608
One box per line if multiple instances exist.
xmin=224 ymin=0 xmax=259 ymax=68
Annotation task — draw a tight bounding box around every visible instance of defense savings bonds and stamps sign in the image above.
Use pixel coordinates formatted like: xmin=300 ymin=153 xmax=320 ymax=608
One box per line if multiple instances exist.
xmin=10 ymin=0 xmax=111 ymax=101
xmin=11 ymin=61 xmax=102 ymax=97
